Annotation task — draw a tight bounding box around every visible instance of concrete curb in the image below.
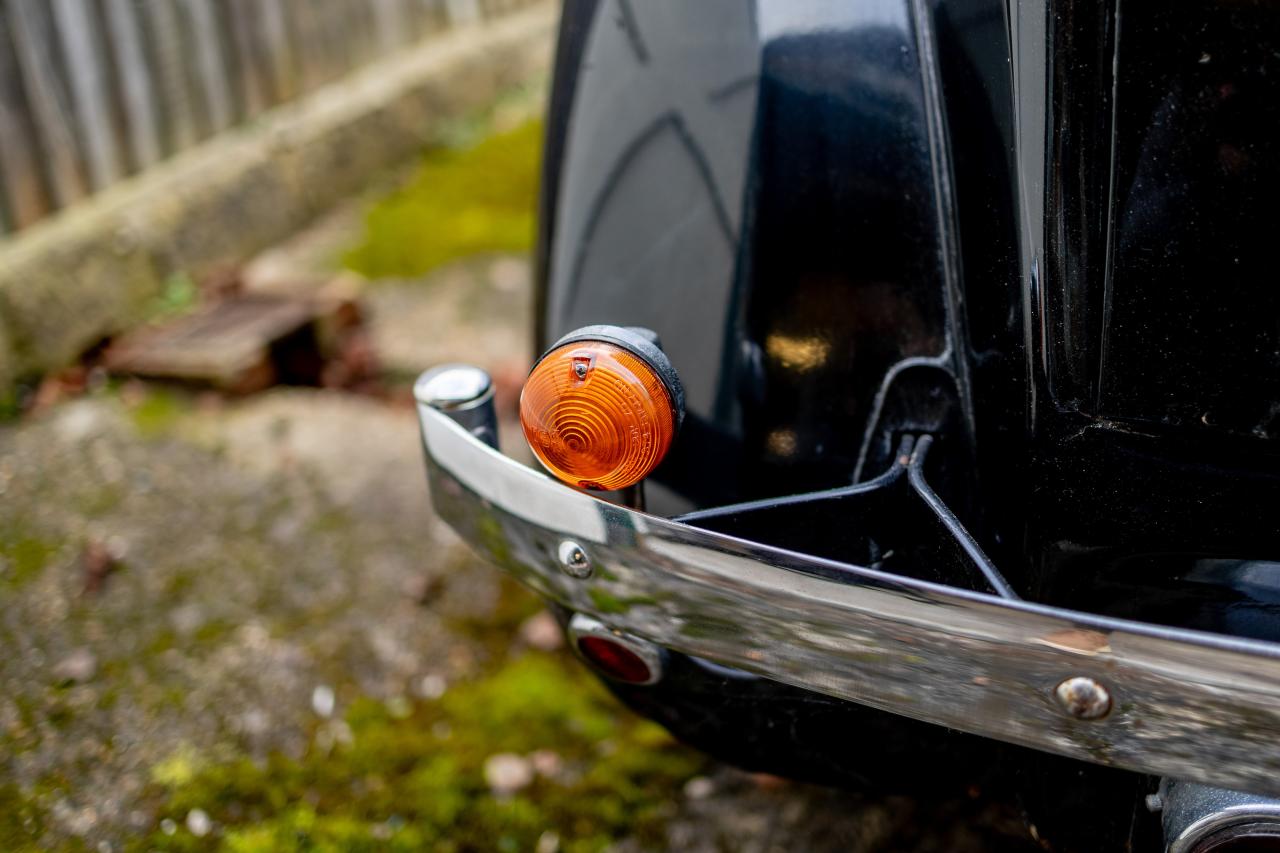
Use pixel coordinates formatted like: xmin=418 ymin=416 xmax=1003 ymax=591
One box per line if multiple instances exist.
xmin=0 ymin=2 xmax=556 ymax=393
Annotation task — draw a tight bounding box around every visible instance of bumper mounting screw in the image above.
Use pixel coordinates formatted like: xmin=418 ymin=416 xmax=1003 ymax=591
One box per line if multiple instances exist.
xmin=557 ymin=541 xmax=592 ymax=579
xmin=1055 ymin=676 xmax=1112 ymax=720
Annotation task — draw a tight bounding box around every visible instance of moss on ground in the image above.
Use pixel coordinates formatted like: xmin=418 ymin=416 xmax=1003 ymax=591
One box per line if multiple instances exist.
xmin=0 ymin=783 xmax=58 ymax=853
xmin=343 ymin=120 xmax=541 ymax=279
xmin=131 ymin=654 xmax=702 ymax=852
xmin=126 ymin=386 xmax=190 ymax=438
xmin=0 ymin=519 xmax=59 ymax=589
xmin=0 ymin=390 xmax=23 ymax=423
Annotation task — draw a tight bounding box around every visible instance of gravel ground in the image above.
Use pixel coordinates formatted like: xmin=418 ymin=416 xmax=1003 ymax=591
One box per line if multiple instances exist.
xmin=0 ymin=211 xmax=1041 ymax=851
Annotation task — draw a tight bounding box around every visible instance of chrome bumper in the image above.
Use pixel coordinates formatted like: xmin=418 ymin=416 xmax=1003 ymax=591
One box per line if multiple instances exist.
xmin=415 ymin=368 xmax=1280 ymax=796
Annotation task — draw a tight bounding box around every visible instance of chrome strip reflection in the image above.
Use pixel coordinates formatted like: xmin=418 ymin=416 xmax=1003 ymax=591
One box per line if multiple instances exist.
xmin=416 ymin=402 xmax=1280 ymax=796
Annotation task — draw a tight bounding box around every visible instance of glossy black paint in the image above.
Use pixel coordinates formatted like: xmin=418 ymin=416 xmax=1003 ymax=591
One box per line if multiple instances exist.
xmin=678 ymin=434 xmax=1018 ymax=599
xmin=1025 ymin=0 xmax=1280 ymax=634
xmin=540 ymin=0 xmax=1280 ymax=640
xmin=538 ymin=0 xmax=975 ymax=516
xmin=535 ymin=0 xmax=1280 ymax=844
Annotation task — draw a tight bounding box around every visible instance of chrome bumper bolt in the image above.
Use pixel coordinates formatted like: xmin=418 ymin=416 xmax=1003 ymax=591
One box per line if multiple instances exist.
xmin=1055 ymin=676 xmax=1112 ymax=720
xmin=557 ymin=540 xmax=592 ymax=579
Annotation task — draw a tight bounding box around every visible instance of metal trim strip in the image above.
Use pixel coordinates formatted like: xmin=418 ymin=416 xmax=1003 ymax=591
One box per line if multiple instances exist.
xmin=418 ymin=402 xmax=1280 ymax=796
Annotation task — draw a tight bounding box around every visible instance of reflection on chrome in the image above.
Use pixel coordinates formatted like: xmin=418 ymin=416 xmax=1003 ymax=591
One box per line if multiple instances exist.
xmin=417 ymin=395 xmax=1280 ymax=798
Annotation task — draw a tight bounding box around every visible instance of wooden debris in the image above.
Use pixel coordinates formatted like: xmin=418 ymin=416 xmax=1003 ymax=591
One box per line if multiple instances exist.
xmin=104 ymin=292 xmax=367 ymax=393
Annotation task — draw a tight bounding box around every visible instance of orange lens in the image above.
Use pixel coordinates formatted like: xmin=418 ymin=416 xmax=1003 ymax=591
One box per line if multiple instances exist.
xmin=520 ymin=340 xmax=676 ymax=490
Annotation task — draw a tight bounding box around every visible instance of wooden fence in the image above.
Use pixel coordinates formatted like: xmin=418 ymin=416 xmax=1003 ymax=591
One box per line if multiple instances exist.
xmin=0 ymin=0 xmax=535 ymax=236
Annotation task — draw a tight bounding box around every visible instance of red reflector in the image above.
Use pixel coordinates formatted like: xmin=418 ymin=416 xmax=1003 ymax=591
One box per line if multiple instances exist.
xmin=576 ymin=636 xmax=653 ymax=684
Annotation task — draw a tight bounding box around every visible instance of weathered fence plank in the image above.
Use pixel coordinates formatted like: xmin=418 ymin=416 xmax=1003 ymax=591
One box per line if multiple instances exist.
xmin=342 ymin=0 xmax=377 ymax=71
xmin=0 ymin=10 xmax=49 ymax=230
xmin=412 ymin=0 xmax=449 ymax=36
xmin=225 ymin=0 xmax=267 ymax=117
xmin=6 ymin=0 xmax=89 ymax=207
xmin=255 ymin=0 xmax=296 ymax=105
xmin=179 ymin=0 xmax=234 ymax=133
xmin=316 ymin=0 xmax=356 ymax=80
xmin=103 ymin=0 xmax=163 ymax=172
xmin=282 ymin=0 xmax=320 ymax=92
xmin=318 ymin=0 xmax=360 ymax=81
xmin=141 ymin=0 xmax=198 ymax=151
xmin=50 ymin=0 xmax=124 ymax=190
xmin=445 ymin=0 xmax=483 ymax=26
xmin=0 ymin=0 xmax=538 ymax=234
xmin=371 ymin=0 xmax=411 ymax=51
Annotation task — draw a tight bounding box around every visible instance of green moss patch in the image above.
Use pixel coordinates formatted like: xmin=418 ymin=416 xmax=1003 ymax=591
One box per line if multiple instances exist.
xmin=0 ymin=529 xmax=59 ymax=589
xmin=344 ymin=120 xmax=541 ymax=279
xmin=0 ymin=783 xmax=52 ymax=852
xmin=135 ymin=654 xmax=701 ymax=852
xmin=127 ymin=387 xmax=189 ymax=438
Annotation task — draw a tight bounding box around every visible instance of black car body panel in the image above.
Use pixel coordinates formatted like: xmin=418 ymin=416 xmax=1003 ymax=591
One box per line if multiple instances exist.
xmin=528 ymin=0 xmax=1280 ymax=847
xmin=538 ymin=0 xmax=1280 ymax=636
xmin=540 ymin=0 xmax=972 ymax=515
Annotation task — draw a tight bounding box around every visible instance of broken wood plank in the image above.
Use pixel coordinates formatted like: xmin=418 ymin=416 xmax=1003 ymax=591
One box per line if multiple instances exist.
xmin=105 ymin=295 xmax=318 ymax=392
xmin=104 ymin=292 xmax=365 ymax=393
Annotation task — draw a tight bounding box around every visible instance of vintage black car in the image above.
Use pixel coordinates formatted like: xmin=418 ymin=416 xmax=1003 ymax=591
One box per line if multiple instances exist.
xmin=415 ymin=1 xmax=1280 ymax=850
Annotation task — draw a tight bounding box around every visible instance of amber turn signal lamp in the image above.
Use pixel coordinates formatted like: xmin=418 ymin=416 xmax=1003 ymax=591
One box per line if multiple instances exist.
xmin=519 ymin=325 xmax=683 ymax=491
